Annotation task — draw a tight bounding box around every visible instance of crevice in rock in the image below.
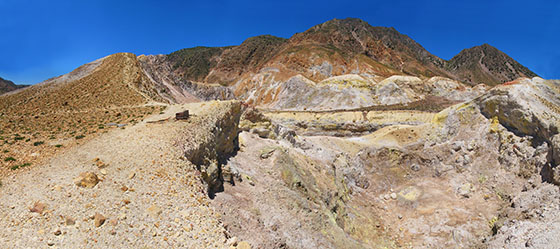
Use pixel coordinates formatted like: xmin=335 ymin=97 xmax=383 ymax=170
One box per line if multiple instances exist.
xmin=181 ymin=101 xmax=242 ymax=198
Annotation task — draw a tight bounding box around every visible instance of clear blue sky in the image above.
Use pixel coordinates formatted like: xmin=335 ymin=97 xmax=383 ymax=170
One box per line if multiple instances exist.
xmin=1 ymin=0 xmax=558 ymax=84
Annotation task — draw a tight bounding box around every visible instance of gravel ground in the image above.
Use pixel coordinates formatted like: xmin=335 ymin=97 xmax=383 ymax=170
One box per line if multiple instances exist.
xmin=0 ymin=103 xmax=231 ymax=248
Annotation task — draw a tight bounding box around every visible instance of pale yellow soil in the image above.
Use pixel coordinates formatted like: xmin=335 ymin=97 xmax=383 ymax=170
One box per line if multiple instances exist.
xmin=0 ymin=102 xmax=236 ymax=248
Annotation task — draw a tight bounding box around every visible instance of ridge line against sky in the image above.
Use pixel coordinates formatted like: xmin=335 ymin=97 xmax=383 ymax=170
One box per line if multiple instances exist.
xmin=0 ymin=0 xmax=558 ymax=84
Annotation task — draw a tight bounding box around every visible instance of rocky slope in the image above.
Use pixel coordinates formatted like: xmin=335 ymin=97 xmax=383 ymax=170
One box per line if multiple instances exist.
xmin=0 ymin=52 xmax=237 ymax=176
xmin=219 ymin=77 xmax=560 ymax=248
xmin=0 ymin=53 xmax=162 ymax=176
xmin=0 ymin=76 xmax=26 ymax=95
xmin=0 ymin=17 xmax=554 ymax=249
xmin=143 ymin=18 xmax=535 ymax=111
xmin=161 ymin=18 xmax=535 ymax=95
xmin=446 ymin=44 xmax=538 ymax=86
xmin=0 ymin=101 xmax=242 ymax=248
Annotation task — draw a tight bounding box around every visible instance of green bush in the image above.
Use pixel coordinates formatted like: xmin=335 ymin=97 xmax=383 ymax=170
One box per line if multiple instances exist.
xmin=4 ymin=157 xmax=16 ymax=162
xmin=11 ymin=163 xmax=30 ymax=170
xmin=33 ymin=141 xmax=44 ymax=146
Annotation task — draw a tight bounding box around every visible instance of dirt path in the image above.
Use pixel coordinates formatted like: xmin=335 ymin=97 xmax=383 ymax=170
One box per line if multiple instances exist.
xmin=0 ymin=103 xmax=229 ymax=248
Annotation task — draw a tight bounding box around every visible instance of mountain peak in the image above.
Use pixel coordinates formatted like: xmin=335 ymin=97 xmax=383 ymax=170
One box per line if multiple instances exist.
xmin=446 ymin=43 xmax=538 ymax=86
xmin=288 ymin=18 xmax=449 ymax=77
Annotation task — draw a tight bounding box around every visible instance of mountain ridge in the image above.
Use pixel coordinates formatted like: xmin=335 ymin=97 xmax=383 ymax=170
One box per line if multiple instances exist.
xmin=166 ymin=18 xmax=536 ymax=87
xmin=0 ymin=76 xmax=27 ymax=95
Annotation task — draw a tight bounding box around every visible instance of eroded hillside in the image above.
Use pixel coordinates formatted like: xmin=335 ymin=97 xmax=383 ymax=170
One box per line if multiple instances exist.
xmin=0 ymin=17 xmax=554 ymax=249
xmin=218 ymin=77 xmax=560 ymax=248
xmin=0 ymin=53 xmax=164 ymax=176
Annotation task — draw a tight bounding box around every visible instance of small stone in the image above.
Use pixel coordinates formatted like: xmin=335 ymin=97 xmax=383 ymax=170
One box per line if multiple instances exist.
xmin=109 ymin=219 xmax=118 ymax=226
xmin=53 ymin=229 xmax=61 ymax=236
xmin=96 ymin=160 xmax=107 ymax=168
xmin=53 ymin=185 xmax=62 ymax=191
xmin=390 ymin=193 xmax=397 ymax=199
xmin=525 ymin=239 xmax=533 ymax=247
xmin=73 ymin=172 xmax=99 ymax=188
xmin=410 ymin=164 xmax=420 ymax=171
xmin=147 ymin=205 xmax=162 ymax=217
xmin=65 ymin=217 xmax=76 ymax=226
xmin=383 ymin=194 xmax=390 ymax=200
xmin=128 ymin=172 xmax=136 ymax=179
xmin=452 ymin=142 xmax=462 ymax=152
xmin=457 ymin=183 xmax=473 ymax=198
xmin=94 ymin=213 xmax=106 ymax=227
xmin=120 ymin=186 xmax=128 ymax=192
xmin=47 ymin=240 xmax=54 ymax=246
xmin=397 ymin=214 xmax=403 ymax=219
xmin=226 ymin=236 xmax=238 ymax=246
xmin=455 ymin=156 xmax=464 ymax=165
xmin=237 ymin=241 xmax=252 ymax=249
xmin=123 ymin=199 xmax=131 ymax=205
xmin=30 ymin=201 xmax=46 ymax=214
xmin=110 ymin=230 xmax=116 ymax=235
xmin=463 ymin=155 xmax=471 ymax=164
xmin=100 ymin=169 xmax=107 ymax=175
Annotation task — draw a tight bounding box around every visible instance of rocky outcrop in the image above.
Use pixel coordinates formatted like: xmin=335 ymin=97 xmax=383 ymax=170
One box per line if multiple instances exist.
xmin=244 ymin=74 xmax=485 ymax=111
xmin=214 ymin=77 xmax=560 ymax=248
xmin=138 ymin=54 xmax=235 ymax=103
xmin=178 ymin=100 xmax=242 ymax=196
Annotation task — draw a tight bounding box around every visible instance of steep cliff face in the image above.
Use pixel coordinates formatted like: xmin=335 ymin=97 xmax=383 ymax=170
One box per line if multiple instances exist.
xmin=178 ymin=101 xmax=242 ymax=195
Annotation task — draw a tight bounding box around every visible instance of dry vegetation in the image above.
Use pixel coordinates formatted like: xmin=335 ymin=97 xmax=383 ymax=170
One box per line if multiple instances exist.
xmin=0 ymin=53 xmax=163 ymax=176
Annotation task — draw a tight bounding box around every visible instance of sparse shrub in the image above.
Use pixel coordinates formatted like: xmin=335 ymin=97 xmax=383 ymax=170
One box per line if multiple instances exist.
xmin=75 ymin=135 xmax=85 ymax=139
xmin=33 ymin=141 xmax=44 ymax=146
xmin=11 ymin=163 xmax=30 ymax=170
xmin=54 ymin=144 xmax=63 ymax=148
xmin=4 ymin=157 xmax=16 ymax=162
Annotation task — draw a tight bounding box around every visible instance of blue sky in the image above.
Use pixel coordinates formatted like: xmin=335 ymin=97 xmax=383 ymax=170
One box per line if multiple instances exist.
xmin=0 ymin=0 xmax=558 ymax=84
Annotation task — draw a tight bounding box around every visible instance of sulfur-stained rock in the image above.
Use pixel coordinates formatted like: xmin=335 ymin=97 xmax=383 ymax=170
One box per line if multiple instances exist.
xmin=398 ymin=186 xmax=422 ymax=202
xmin=237 ymin=241 xmax=252 ymax=249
